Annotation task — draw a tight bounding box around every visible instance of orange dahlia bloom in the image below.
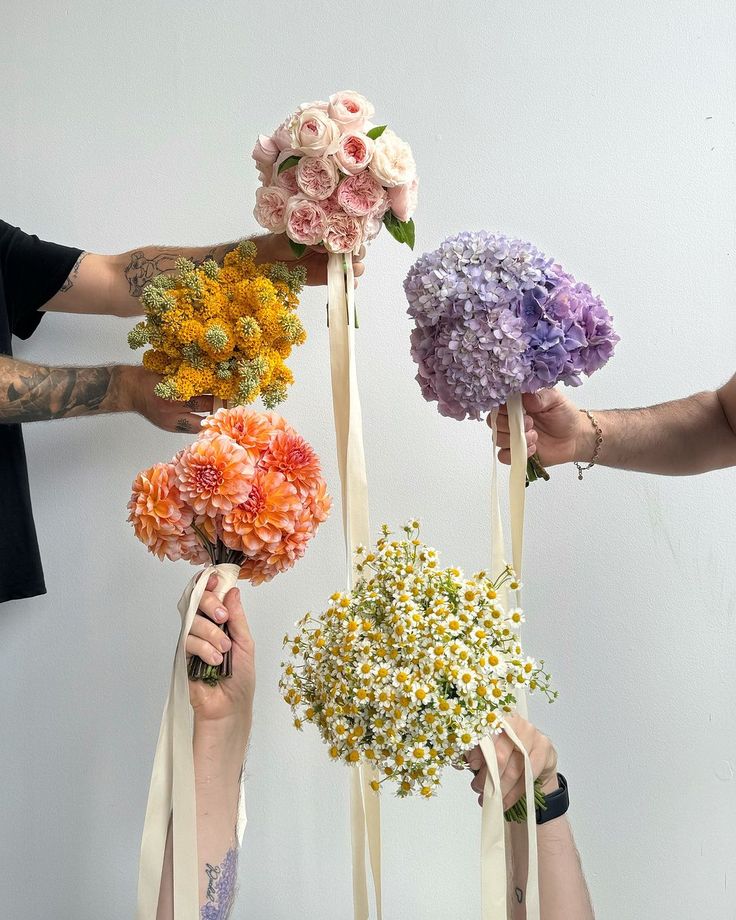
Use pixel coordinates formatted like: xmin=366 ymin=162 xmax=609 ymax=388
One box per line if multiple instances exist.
xmin=174 ymin=435 xmax=254 ymax=516
xmin=263 ymin=429 xmax=323 ymax=497
xmin=238 ymin=556 xmax=276 ymax=586
xmin=264 ymin=506 xmax=319 ymax=574
xmin=222 ymin=468 xmax=300 ymax=554
xmin=306 ymin=478 xmax=333 ymax=524
xmin=128 ymin=463 xmax=193 ymax=560
xmin=202 ymin=406 xmax=275 ymax=464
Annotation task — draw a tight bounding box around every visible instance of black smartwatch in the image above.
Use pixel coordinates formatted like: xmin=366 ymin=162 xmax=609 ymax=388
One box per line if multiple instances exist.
xmin=536 ymin=773 xmax=569 ymax=825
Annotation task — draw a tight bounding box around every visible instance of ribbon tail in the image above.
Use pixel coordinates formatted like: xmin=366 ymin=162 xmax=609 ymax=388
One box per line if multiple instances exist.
xmin=479 ymin=736 xmax=508 ymax=919
xmin=327 ymin=252 xmax=381 ymax=920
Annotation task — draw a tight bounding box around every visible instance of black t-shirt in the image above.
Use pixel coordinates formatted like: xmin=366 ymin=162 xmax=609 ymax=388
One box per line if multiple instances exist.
xmin=1 ymin=220 xmax=83 ymax=603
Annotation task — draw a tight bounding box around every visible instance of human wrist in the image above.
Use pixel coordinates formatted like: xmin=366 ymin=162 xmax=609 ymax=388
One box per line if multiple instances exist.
xmin=573 ymin=409 xmax=601 ymax=464
xmin=541 ymin=773 xmax=561 ymax=796
xmin=102 ymin=365 xmax=137 ymax=414
xmin=249 ymin=232 xmax=274 ymax=264
xmin=193 ymin=714 xmax=251 ymax=774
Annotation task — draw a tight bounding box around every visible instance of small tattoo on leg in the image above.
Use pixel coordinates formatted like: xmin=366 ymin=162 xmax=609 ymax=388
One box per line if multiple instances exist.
xmin=175 ymin=419 xmax=195 ymax=433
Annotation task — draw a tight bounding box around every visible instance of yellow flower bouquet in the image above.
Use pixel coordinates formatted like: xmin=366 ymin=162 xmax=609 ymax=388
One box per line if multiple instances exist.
xmin=128 ymin=240 xmax=307 ymax=407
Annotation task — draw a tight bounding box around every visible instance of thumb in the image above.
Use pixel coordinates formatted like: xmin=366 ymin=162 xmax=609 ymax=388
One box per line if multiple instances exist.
xmin=522 ymin=389 xmax=558 ymax=414
xmin=223 ymin=587 xmax=253 ymax=646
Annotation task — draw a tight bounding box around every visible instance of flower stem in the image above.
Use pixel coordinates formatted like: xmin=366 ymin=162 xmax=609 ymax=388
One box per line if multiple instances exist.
xmin=187 ymin=622 xmax=233 ymax=686
xmin=504 ymin=781 xmax=548 ymax=823
xmin=525 ymin=453 xmax=550 ymax=487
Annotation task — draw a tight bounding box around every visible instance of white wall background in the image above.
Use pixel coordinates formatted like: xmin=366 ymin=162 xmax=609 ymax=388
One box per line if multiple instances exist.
xmin=1 ymin=1 xmax=735 ymax=918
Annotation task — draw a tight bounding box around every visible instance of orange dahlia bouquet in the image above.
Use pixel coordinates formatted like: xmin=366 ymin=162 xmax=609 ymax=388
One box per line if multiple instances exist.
xmin=129 ymin=406 xmax=331 ymax=683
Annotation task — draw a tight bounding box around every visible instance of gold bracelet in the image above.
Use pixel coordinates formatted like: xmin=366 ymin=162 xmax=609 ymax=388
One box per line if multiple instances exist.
xmin=574 ymin=410 xmax=603 ymax=480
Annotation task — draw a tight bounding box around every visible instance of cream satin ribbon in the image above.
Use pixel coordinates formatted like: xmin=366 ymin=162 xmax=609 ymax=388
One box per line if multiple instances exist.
xmin=481 ymin=394 xmax=540 ymax=920
xmin=326 ymin=252 xmax=382 ymax=920
xmin=136 ymin=563 xmax=244 ymax=920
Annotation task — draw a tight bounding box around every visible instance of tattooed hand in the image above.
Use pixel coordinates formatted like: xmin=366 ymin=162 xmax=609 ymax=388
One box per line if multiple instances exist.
xmin=112 ymin=365 xmax=213 ymax=433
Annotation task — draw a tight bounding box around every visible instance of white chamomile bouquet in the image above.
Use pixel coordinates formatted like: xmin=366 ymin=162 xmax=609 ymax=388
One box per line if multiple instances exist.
xmin=280 ymin=522 xmax=556 ymax=802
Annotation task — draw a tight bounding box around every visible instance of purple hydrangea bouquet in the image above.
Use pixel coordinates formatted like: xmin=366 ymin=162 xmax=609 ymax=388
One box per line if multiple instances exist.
xmin=404 ymin=231 xmax=619 ymax=482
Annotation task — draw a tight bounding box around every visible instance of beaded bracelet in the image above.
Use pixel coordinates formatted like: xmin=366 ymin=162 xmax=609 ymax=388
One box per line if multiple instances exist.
xmin=574 ymin=410 xmax=603 ymax=480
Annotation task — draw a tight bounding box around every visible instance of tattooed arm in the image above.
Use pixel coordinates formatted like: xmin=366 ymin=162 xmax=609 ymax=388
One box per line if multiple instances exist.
xmin=466 ymin=717 xmax=594 ymax=920
xmin=0 ymin=355 xmax=211 ymax=431
xmin=41 ymin=234 xmax=366 ymax=319
xmin=157 ymin=581 xmax=255 ymax=920
xmin=508 ymin=796 xmax=594 ymax=920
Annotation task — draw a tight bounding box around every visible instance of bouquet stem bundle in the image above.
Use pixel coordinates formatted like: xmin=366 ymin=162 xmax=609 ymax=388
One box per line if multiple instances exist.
xmin=526 ymin=453 xmax=550 ymax=485
xmin=186 ymin=536 xmax=244 ymax=685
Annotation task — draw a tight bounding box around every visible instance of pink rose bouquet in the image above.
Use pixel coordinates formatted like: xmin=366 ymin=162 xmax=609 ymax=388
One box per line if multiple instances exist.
xmin=129 ymin=407 xmax=331 ymax=684
xmin=253 ymin=91 xmax=418 ymax=254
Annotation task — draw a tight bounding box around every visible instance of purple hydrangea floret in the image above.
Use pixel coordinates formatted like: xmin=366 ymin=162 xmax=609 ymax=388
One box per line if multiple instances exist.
xmin=404 ymin=231 xmax=620 ymax=420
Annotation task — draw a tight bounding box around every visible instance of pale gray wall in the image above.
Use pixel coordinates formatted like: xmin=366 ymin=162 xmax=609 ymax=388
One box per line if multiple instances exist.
xmin=1 ymin=1 xmax=735 ymax=918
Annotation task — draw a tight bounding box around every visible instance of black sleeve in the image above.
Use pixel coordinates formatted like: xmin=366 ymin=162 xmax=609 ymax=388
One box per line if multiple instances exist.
xmin=0 ymin=219 xmax=84 ymax=340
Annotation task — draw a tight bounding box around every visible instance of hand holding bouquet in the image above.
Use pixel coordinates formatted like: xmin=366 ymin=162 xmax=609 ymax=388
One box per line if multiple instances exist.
xmin=404 ymin=232 xmax=619 ymax=482
xmin=129 ymin=406 xmax=331 ymax=684
xmin=281 ymin=522 xmax=555 ymax=804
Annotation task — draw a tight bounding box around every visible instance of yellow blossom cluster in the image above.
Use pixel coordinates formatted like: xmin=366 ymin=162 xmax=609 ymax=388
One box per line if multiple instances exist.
xmin=128 ymin=241 xmax=307 ymax=407
xmin=280 ymin=522 xmax=556 ymax=799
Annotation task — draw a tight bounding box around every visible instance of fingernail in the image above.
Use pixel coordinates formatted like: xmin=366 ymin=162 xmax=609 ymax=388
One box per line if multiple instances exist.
xmin=213 ymin=651 xmax=223 ymax=664
xmin=220 ymin=636 xmax=232 ymax=652
xmin=214 ymin=607 xmax=227 ymax=621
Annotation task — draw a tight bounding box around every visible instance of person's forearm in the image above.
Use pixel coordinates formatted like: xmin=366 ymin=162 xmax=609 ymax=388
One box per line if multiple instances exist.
xmin=113 ymin=235 xmax=276 ymax=312
xmin=509 ymin=803 xmax=594 ymax=920
xmin=574 ymin=389 xmax=736 ymax=475
xmin=0 ymin=354 xmax=137 ymax=424
xmin=156 ymin=718 xmax=249 ymax=920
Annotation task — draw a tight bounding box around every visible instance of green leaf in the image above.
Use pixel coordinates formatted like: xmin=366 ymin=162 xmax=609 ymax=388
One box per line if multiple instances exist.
xmin=404 ymin=218 xmax=416 ymax=250
xmin=288 ymin=239 xmax=307 ymax=259
xmin=278 ymin=155 xmax=301 ymax=174
xmin=366 ymin=124 xmax=387 ymax=140
xmin=383 ymin=211 xmax=415 ymax=249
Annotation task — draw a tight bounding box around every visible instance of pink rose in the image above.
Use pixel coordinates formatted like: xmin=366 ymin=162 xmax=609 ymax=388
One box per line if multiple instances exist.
xmin=296 ymin=156 xmax=339 ymax=200
xmin=362 ymin=213 xmax=383 ymax=242
xmin=254 ymin=186 xmax=290 ymax=233
xmin=323 ymin=211 xmax=364 ymax=254
xmin=368 ymin=128 xmax=416 ymax=187
xmin=290 ymin=107 xmax=340 ymax=157
xmin=321 ymin=191 xmax=342 ymax=216
xmin=274 ymin=150 xmax=300 ymax=195
xmin=298 ymin=99 xmax=329 ymax=113
xmin=328 ymin=91 xmax=375 ymax=130
xmin=337 ymin=172 xmax=387 ymax=217
xmin=285 ymin=196 xmax=327 ymax=246
xmin=252 ymin=134 xmax=279 ymax=169
xmin=273 ymin=117 xmax=293 ymax=151
xmin=335 ymin=132 xmax=374 ymax=175
xmin=387 ymin=177 xmax=419 ymax=222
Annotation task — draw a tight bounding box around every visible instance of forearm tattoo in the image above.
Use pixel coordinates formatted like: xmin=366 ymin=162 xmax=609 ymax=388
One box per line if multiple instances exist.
xmin=124 ymin=247 xmax=219 ymax=297
xmin=59 ymin=251 xmax=88 ymax=292
xmin=201 ymin=847 xmax=238 ymax=920
xmin=0 ymin=357 xmax=112 ymax=423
